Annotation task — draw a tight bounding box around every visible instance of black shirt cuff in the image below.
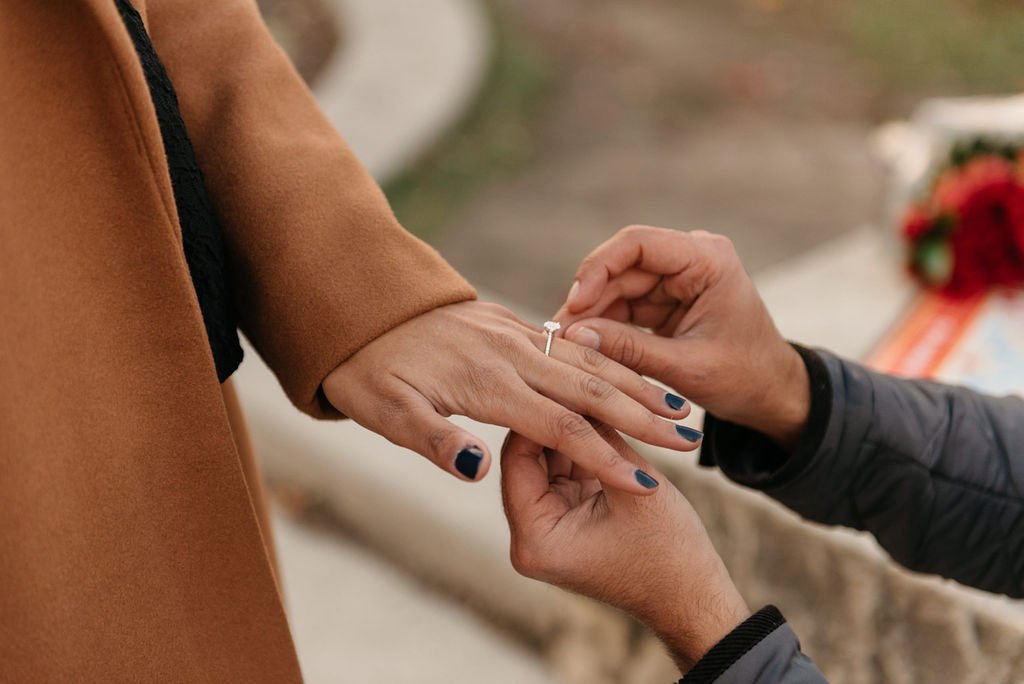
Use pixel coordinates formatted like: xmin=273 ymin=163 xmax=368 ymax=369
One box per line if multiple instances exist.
xmin=677 ymin=605 xmax=788 ymax=683
xmin=699 ymin=344 xmax=832 ymax=490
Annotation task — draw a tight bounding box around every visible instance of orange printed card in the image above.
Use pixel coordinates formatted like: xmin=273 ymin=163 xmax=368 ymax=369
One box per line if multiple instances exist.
xmin=865 ymin=290 xmax=1024 ymax=397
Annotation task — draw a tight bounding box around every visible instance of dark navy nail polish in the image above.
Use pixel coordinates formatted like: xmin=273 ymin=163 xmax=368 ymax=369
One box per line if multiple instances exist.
xmin=455 ymin=447 xmax=484 ymax=480
xmin=634 ymin=469 xmax=659 ymax=489
xmin=665 ymin=393 xmax=687 ymax=411
xmin=675 ymin=425 xmax=703 ymax=442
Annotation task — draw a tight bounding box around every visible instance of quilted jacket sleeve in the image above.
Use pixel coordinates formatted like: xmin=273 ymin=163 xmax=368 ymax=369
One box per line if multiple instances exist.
xmin=677 ymin=606 xmax=828 ymax=684
xmin=702 ymin=346 xmax=1024 ymax=598
xmin=141 ymin=0 xmax=477 ymax=417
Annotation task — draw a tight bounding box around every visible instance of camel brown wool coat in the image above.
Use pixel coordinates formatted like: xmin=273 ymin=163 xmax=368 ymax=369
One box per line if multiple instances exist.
xmin=0 ymin=1 xmax=475 ymax=681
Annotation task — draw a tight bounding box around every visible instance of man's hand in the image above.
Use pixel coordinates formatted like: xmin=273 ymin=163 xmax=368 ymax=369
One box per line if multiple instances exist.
xmin=554 ymin=225 xmax=811 ymax=450
xmin=322 ymin=300 xmax=701 ymax=494
xmin=500 ymin=429 xmax=750 ymax=672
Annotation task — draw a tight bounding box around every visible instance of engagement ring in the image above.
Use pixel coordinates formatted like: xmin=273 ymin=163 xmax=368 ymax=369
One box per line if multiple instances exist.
xmin=543 ymin=320 xmax=561 ymax=356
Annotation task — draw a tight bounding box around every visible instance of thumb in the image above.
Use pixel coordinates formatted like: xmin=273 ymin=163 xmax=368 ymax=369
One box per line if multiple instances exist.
xmin=500 ymin=431 xmax=554 ymax=527
xmin=563 ymin=318 xmax=681 ymax=382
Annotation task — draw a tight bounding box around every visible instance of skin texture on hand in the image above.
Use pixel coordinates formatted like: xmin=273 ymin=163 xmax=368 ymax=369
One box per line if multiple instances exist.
xmin=500 ymin=429 xmax=751 ymax=672
xmin=321 ymin=300 xmax=701 ymax=494
xmin=554 ymin=226 xmax=812 ymax=450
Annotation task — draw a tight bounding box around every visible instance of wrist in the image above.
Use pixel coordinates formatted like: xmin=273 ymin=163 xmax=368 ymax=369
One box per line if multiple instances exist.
xmin=659 ymin=598 xmax=751 ymax=672
xmin=642 ymin=565 xmax=751 ymax=671
xmin=747 ymin=343 xmax=811 ymax=452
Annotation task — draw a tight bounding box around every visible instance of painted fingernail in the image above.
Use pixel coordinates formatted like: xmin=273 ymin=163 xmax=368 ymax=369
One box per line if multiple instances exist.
xmin=634 ymin=469 xmax=659 ymax=489
xmin=665 ymin=393 xmax=687 ymax=411
xmin=568 ymin=280 xmax=581 ymax=304
xmin=675 ymin=425 xmax=703 ymax=442
xmin=570 ymin=326 xmax=601 ymax=350
xmin=455 ymin=446 xmax=484 ymax=480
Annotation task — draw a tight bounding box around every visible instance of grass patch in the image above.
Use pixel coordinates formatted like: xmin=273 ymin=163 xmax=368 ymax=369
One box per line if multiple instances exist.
xmin=383 ymin=8 xmax=549 ymax=240
xmin=843 ymin=0 xmax=1024 ymax=96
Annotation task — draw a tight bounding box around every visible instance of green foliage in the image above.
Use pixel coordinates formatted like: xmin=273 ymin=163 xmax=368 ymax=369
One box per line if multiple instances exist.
xmin=914 ymin=233 xmax=954 ymax=285
xmin=844 ymin=0 xmax=1024 ymax=95
xmin=949 ymin=138 xmax=1021 ymax=167
xmin=384 ymin=11 xmax=549 ymax=239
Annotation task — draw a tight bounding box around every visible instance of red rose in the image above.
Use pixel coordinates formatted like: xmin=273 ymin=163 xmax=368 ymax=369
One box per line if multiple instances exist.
xmin=901 ymin=204 xmax=933 ymax=241
xmin=932 ymin=155 xmax=1016 ymax=215
xmin=904 ymin=150 xmax=1024 ymax=295
xmin=942 ymin=158 xmax=1024 ymax=295
xmin=1011 ymin=166 xmax=1024 ymax=254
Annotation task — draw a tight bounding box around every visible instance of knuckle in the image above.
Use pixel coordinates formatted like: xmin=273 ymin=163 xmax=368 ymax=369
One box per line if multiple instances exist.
xmin=577 ymin=253 xmax=602 ymax=276
xmin=426 ymin=426 xmax=456 ymax=455
xmin=578 ymin=374 xmax=615 ymax=404
xmin=601 ymin=445 xmax=626 ymax=473
xmin=577 ymin=346 xmax=609 ymax=374
xmin=708 ymin=232 xmax=734 ymax=249
xmin=592 ymin=447 xmax=622 ymax=476
xmin=551 ymin=411 xmax=592 ymax=444
xmin=614 ymin=331 xmax=646 ymax=369
xmin=705 ymin=232 xmax=738 ymax=263
xmin=482 ymin=328 xmax=522 ymax=357
xmin=466 ymin=358 xmax=506 ymax=386
xmin=685 ymin=363 xmax=713 ymax=387
xmin=460 ymin=359 xmax=512 ymax=403
xmin=374 ymin=394 xmax=413 ymax=428
xmin=478 ymin=301 xmax=507 ymax=316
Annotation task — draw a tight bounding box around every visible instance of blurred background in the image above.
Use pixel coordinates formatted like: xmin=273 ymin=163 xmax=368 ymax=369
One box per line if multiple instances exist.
xmin=240 ymin=0 xmax=1024 ymax=682
xmin=262 ymin=0 xmax=1024 ymax=313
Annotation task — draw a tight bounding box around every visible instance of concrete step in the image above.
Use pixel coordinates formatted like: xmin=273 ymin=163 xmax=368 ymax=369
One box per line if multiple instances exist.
xmin=273 ymin=511 xmax=559 ymax=683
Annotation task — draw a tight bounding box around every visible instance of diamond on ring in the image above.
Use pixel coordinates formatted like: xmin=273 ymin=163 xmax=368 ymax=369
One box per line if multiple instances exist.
xmin=543 ymin=321 xmax=561 ymax=356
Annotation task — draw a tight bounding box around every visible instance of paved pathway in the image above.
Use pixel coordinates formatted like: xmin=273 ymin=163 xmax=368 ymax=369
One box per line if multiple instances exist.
xmin=315 ymin=0 xmax=489 ymax=181
xmin=274 ymin=513 xmax=558 ymax=684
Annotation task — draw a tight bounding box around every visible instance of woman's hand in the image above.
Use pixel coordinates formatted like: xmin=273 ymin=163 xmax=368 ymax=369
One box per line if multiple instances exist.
xmin=500 ymin=428 xmax=750 ymax=671
xmin=554 ymin=225 xmax=811 ymax=450
xmin=321 ymin=300 xmax=701 ymax=494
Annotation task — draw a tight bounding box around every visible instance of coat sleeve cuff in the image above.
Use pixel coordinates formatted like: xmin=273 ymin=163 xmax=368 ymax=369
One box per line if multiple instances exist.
xmin=143 ymin=0 xmax=479 ymax=419
xmin=699 ymin=344 xmax=832 ymax=490
xmin=678 ymin=606 xmax=827 ymax=684
xmin=678 ymin=605 xmax=786 ymax=683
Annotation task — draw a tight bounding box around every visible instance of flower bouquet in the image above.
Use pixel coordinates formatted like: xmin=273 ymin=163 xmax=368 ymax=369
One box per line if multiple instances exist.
xmin=902 ymin=139 xmax=1024 ymax=296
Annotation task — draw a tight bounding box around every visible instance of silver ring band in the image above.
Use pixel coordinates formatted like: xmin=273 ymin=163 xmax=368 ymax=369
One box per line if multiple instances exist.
xmin=543 ymin=321 xmax=561 ymax=356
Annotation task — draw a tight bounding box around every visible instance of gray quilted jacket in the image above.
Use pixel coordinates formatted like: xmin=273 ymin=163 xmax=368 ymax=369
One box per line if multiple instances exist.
xmin=680 ymin=346 xmax=1024 ymax=683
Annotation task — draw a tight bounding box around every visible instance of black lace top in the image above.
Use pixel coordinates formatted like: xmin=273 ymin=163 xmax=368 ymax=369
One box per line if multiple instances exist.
xmin=115 ymin=0 xmax=243 ymax=382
